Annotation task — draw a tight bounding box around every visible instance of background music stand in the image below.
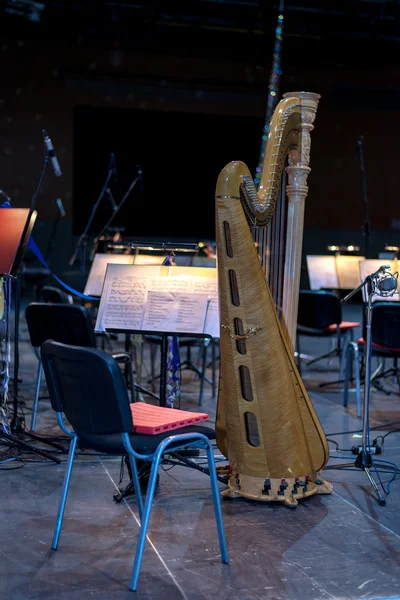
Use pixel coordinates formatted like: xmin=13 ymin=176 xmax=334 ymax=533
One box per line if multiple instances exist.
xmin=0 ymin=209 xmax=60 ymax=462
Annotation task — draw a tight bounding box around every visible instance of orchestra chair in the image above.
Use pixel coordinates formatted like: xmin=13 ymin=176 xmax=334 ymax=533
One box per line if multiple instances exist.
xmin=25 ymin=303 xmax=135 ymax=431
xmin=41 ymin=340 xmax=228 ymax=592
xmin=41 ymin=285 xmax=73 ymax=304
xmin=296 ymin=290 xmax=360 ymax=381
xmin=40 ymin=284 xmax=116 ymax=352
xmin=344 ymin=301 xmax=400 ymax=417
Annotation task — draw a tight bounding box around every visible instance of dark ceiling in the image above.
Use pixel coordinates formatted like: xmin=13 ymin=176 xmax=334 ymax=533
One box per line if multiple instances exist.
xmin=1 ymin=0 xmax=400 ymax=67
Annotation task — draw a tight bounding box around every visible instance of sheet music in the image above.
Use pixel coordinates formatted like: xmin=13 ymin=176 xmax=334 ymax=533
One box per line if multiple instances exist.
xmin=84 ymin=253 xmax=134 ymax=297
xmin=306 ymin=256 xmax=339 ymax=290
xmin=142 ymin=292 xmax=210 ymax=334
xmin=335 ymin=256 xmax=365 ymax=289
xmin=95 ymin=264 xmax=219 ymax=336
xmin=359 ymin=259 xmax=399 ymax=302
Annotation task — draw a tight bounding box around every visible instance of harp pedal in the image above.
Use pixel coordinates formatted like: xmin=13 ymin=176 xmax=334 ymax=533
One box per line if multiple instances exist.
xmin=292 ymin=477 xmax=300 ymax=495
xmin=235 ymin=472 xmax=241 ymax=490
xmin=262 ymin=477 xmax=271 ymax=495
xmin=278 ymin=478 xmax=288 ymax=496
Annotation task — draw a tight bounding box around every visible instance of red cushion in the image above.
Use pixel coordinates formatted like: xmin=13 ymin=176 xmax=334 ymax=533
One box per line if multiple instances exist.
xmin=130 ymin=403 xmax=209 ymax=435
xmin=357 ymin=337 xmax=400 ymax=353
xmin=323 ymin=321 xmax=360 ymax=333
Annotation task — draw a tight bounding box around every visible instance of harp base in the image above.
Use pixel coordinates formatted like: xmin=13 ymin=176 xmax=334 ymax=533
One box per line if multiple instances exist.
xmin=221 ymin=473 xmax=333 ymax=507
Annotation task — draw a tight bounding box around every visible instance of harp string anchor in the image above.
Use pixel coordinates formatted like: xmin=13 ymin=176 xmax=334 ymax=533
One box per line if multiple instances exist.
xmin=221 ymin=324 xmax=262 ymax=340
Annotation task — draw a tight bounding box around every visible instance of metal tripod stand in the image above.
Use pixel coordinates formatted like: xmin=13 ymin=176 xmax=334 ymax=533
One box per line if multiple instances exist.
xmin=339 ymin=265 xmax=399 ymax=505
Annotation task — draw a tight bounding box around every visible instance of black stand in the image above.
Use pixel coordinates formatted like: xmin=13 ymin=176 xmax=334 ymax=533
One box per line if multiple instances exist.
xmin=92 ymin=174 xmax=140 ymax=250
xmin=356 ymin=135 xmax=372 ymax=259
xmin=336 ymin=268 xmax=397 ymax=506
xmin=2 ymin=276 xmax=61 ymax=463
xmin=0 ymin=207 xmax=62 ymax=462
xmin=69 ymin=154 xmax=116 ymax=286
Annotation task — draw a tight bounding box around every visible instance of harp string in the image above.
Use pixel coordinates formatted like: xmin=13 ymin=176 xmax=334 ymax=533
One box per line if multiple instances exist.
xmin=256 ymin=171 xmax=288 ymax=322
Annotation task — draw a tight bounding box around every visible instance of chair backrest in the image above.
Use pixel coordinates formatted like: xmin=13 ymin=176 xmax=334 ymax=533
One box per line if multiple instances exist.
xmin=25 ymin=303 xmax=97 ymax=349
xmin=41 ymin=285 xmax=72 ymax=304
xmin=41 ymin=340 xmax=134 ymax=435
xmin=370 ymin=302 xmax=400 ymax=349
xmin=297 ymin=290 xmax=342 ymax=330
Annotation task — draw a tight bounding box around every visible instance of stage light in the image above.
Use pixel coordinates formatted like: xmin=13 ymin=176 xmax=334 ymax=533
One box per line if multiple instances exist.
xmin=327 ymin=245 xmax=360 ymax=254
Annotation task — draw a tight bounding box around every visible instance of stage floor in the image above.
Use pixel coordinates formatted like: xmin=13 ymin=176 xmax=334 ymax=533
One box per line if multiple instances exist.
xmin=1 ymin=302 xmax=399 ymax=600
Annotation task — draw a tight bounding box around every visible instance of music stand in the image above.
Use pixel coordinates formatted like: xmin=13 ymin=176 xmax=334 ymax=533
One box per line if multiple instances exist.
xmin=0 ymin=208 xmax=61 ymax=463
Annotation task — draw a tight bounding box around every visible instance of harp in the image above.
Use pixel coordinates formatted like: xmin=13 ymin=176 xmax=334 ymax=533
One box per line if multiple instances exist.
xmin=215 ymin=91 xmax=332 ymax=506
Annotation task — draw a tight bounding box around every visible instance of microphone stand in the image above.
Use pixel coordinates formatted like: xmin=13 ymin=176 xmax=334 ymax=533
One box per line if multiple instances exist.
xmin=69 ymin=153 xmax=115 ymax=288
xmin=92 ymin=174 xmax=140 ymax=247
xmin=356 ymin=135 xmax=371 ymax=258
xmin=0 ymin=142 xmax=62 ymax=462
xmin=338 ymin=271 xmax=389 ymax=506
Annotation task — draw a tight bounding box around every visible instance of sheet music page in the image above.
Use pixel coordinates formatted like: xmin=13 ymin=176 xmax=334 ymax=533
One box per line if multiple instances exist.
xmin=84 ymin=253 xmax=134 ymax=297
xmin=306 ymin=256 xmax=339 ymax=290
xmin=335 ymin=256 xmax=365 ymax=289
xmin=142 ymin=291 xmax=209 ymax=334
xmin=95 ymin=266 xmax=150 ymax=331
xmin=192 ymin=278 xmax=219 ymax=337
xmin=95 ymin=264 xmax=220 ymax=336
xmin=359 ymin=259 xmax=399 ymax=302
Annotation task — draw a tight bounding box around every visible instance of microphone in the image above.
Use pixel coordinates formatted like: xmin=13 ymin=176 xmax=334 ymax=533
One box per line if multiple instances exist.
xmin=56 ymin=198 xmax=66 ymax=217
xmin=136 ymin=164 xmax=144 ymax=192
xmin=377 ymin=275 xmax=398 ymax=294
xmin=369 ymin=265 xmax=389 ymax=280
xmin=43 ymin=129 xmax=62 ymax=177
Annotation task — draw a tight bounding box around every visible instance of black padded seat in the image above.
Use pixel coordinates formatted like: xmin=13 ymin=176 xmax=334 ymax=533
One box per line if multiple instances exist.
xmin=75 ymin=424 xmax=215 ymax=455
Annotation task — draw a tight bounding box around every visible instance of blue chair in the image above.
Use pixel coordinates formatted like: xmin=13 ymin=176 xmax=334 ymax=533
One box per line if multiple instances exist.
xmin=41 ymin=340 xmax=228 ymax=592
xmin=25 ymin=303 xmax=136 ymax=430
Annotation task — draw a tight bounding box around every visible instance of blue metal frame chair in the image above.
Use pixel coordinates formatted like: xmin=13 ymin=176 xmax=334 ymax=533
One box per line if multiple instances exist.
xmin=25 ymin=303 xmax=135 ymax=430
xmin=41 ymin=340 xmax=228 ymax=592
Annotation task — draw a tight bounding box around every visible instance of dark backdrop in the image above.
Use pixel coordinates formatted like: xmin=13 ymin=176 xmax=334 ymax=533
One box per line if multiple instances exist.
xmin=73 ymin=106 xmax=263 ymax=241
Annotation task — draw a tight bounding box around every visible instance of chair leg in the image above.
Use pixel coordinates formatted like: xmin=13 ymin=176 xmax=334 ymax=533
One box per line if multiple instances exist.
xmin=339 ymin=332 xmax=350 ymax=384
xmin=52 ymin=435 xmax=78 ymax=550
xmin=129 ymin=458 xmax=160 ymax=592
xmin=204 ymin=440 xmax=229 ymax=564
xmin=127 ymin=452 xmax=144 ymax=520
xmin=30 ymin=359 xmax=42 ymax=432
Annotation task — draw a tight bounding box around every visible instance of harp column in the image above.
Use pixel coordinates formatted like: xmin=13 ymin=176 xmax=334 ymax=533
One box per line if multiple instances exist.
xmin=281 ymin=91 xmax=320 ymax=349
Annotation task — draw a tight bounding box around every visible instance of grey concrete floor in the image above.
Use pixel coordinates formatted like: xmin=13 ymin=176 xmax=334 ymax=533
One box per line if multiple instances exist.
xmin=0 ymin=301 xmax=399 ymax=600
